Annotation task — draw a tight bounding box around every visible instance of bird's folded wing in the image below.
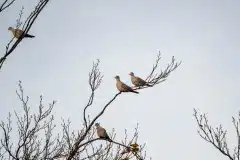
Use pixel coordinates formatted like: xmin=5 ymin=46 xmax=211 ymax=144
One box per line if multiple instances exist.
xmin=121 ymin=83 xmax=132 ymax=90
xmin=137 ymin=77 xmax=146 ymax=83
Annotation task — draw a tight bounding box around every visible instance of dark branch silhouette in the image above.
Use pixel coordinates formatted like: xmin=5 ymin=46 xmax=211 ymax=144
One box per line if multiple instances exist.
xmin=130 ymin=51 xmax=181 ymax=90
xmin=0 ymin=0 xmax=51 ymax=71
xmin=0 ymin=0 xmax=16 ymax=13
xmin=0 ymin=53 xmax=180 ymax=160
xmin=83 ymin=59 xmax=103 ymax=129
xmin=0 ymin=81 xmax=67 ymax=160
xmin=66 ymin=52 xmax=180 ymax=159
xmin=194 ymin=108 xmax=240 ymax=160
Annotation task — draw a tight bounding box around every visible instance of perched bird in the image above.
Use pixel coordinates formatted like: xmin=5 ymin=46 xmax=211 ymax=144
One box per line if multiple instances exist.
xmin=114 ymin=76 xmax=139 ymax=94
xmin=95 ymin=123 xmax=112 ymax=141
xmin=8 ymin=27 xmax=35 ymax=39
xmin=129 ymin=72 xmax=151 ymax=87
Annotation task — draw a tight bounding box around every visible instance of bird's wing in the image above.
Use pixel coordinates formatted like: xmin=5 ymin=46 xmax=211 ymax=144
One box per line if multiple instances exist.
xmin=13 ymin=29 xmax=24 ymax=38
xmin=136 ymin=77 xmax=146 ymax=84
xmin=121 ymin=82 xmax=133 ymax=91
xmin=97 ymin=127 xmax=104 ymax=137
xmin=15 ymin=29 xmax=23 ymax=34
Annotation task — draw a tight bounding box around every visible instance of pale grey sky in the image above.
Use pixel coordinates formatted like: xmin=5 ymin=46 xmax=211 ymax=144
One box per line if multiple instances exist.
xmin=0 ymin=0 xmax=240 ymax=159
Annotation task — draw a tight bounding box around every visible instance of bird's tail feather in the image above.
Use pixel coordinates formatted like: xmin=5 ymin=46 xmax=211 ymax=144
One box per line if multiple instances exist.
xmin=146 ymin=83 xmax=152 ymax=87
xmin=105 ymin=137 xmax=112 ymax=142
xmin=132 ymin=90 xmax=139 ymax=94
xmin=25 ymin=34 xmax=35 ymax=38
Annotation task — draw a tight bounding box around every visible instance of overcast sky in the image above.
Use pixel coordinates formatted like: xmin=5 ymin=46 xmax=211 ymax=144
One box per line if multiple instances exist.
xmin=0 ymin=0 xmax=240 ymax=159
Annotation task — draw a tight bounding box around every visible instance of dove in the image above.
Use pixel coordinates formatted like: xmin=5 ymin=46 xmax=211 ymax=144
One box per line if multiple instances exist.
xmin=114 ymin=76 xmax=139 ymax=94
xmin=8 ymin=27 xmax=35 ymax=39
xmin=95 ymin=123 xmax=112 ymax=141
xmin=129 ymin=72 xmax=151 ymax=87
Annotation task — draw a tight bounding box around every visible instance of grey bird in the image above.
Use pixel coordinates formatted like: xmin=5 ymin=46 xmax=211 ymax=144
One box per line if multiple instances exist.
xmin=114 ymin=76 xmax=139 ymax=94
xmin=95 ymin=123 xmax=112 ymax=141
xmin=129 ymin=72 xmax=151 ymax=87
xmin=8 ymin=27 xmax=35 ymax=39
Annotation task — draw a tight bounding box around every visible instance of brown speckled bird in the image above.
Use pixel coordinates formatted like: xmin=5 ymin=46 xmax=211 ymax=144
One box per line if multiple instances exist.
xmin=129 ymin=72 xmax=151 ymax=87
xmin=8 ymin=27 xmax=35 ymax=39
xmin=115 ymin=76 xmax=139 ymax=94
xmin=95 ymin=123 xmax=112 ymax=141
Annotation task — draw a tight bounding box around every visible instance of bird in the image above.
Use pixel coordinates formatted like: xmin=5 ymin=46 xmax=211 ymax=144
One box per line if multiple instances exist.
xmin=129 ymin=72 xmax=151 ymax=87
xmin=8 ymin=27 xmax=35 ymax=39
xmin=95 ymin=123 xmax=112 ymax=141
xmin=114 ymin=76 xmax=139 ymax=94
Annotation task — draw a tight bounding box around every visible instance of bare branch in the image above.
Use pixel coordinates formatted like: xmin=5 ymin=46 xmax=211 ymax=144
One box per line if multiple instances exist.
xmin=67 ymin=91 xmax=122 ymax=160
xmin=84 ymin=59 xmax=103 ymax=128
xmin=67 ymin=53 xmax=180 ymax=159
xmin=76 ymin=125 xmax=145 ymax=160
xmin=0 ymin=0 xmax=16 ymax=13
xmin=0 ymin=53 xmax=179 ymax=160
xmin=0 ymin=0 xmax=51 ymax=71
xmin=0 ymin=113 xmax=16 ymax=159
xmin=193 ymin=108 xmax=235 ymax=160
xmin=0 ymin=81 xmax=60 ymax=159
xmin=232 ymin=112 xmax=240 ymax=160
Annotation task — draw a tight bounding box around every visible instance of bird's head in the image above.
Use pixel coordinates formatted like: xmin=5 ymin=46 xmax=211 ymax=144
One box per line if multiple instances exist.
xmin=95 ymin=123 xmax=100 ymax=127
xmin=129 ymin=72 xmax=134 ymax=76
xmin=114 ymin=76 xmax=120 ymax=80
xmin=8 ymin=27 xmax=13 ymax=31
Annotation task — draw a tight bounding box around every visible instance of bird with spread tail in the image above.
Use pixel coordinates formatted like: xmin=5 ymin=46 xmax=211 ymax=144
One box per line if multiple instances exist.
xmin=115 ymin=76 xmax=139 ymax=94
xmin=95 ymin=123 xmax=112 ymax=141
xmin=129 ymin=72 xmax=151 ymax=87
xmin=8 ymin=27 xmax=35 ymax=39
